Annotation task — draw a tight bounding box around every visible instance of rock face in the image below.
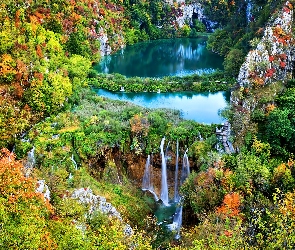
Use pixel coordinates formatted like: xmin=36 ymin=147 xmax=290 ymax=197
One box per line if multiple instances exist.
xmin=175 ymin=2 xmax=206 ymax=28
xmin=238 ymin=1 xmax=294 ymax=88
xmin=169 ymin=1 xmax=216 ymax=31
xmin=216 ymin=122 xmax=235 ymax=154
xmin=71 ymin=188 xmax=133 ymax=236
xmin=36 ymin=180 xmax=51 ymax=201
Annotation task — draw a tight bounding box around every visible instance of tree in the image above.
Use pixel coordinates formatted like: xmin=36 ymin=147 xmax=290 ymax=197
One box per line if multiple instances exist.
xmin=224 ymin=49 xmax=246 ymax=76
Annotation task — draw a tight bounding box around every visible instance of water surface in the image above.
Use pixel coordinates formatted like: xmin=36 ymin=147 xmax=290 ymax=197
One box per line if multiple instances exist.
xmin=95 ymin=38 xmax=223 ymax=77
xmin=96 ymin=89 xmax=229 ymax=124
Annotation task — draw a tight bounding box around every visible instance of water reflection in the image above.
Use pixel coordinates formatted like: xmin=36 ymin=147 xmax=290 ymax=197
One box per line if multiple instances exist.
xmin=96 ymin=89 xmax=229 ymax=124
xmin=95 ymin=38 xmax=223 ymax=78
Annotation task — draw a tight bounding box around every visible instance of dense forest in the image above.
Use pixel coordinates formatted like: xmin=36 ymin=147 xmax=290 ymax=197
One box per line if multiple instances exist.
xmin=1 ymin=0 xmax=295 ymax=249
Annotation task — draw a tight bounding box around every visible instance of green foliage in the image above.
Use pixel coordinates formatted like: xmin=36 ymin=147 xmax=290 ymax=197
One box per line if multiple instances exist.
xmin=192 ymin=20 xmax=206 ymax=33
xmin=207 ymin=29 xmax=233 ymax=56
xmin=92 ymin=71 xmax=234 ymax=94
xmin=223 ymin=49 xmax=246 ymax=76
xmin=180 ymin=169 xmax=225 ymax=216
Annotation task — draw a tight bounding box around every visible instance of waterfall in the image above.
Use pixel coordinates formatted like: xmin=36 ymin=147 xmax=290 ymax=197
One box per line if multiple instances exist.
xmin=142 ymin=140 xmax=191 ymax=239
xmin=160 ymin=137 xmax=169 ymax=206
xmin=169 ymin=151 xmax=190 ymax=239
xmin=71 ymin=154 xmax=78 ymax=170
xmin=24 ymin=147 xmax=35 ymax=177
xmin=170 ymin=206 xmax=183 ymax=240
xmin=246 ymin=0 xmax=253 ymax=23
xmin=165 ymin=141 xmax=170 ymax=159
xmin=169 ymin=149 xmax=190 ymax=239
xmin=142 ymin=155 xmax=152 ymax=190
xmin=142 ymin=155 xmax=159 ymax=201
xmin=174 ymin=140 xmax=179 ymax=202
xmin=181 ymin=150 xmax=190 ymax=185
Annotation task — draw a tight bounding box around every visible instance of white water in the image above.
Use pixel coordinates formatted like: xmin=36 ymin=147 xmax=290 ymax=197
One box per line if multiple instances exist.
xmin=167 ymin=206 xmax=183 ymax=240
xmin=25 ymin=147 xmax=35 ymax=177
xmin=142 ymin=140 xmax=191 ymax=238
xmin=181 ymin=150 xmax=190 ymax=185
xmin=142 ymin=155 xmax=152 ymax=189
xmin=142 ymin=155 xmax=160 ymax=201
xmin=174 ymin=140 xmax=180 ymax=202
xmin=246 ymin=0 xmax=253 ymax=23
xmin=71 ymin=154 xmax=78 ymax=170
xmin=160 ymin=138 xmax=169 ymax=206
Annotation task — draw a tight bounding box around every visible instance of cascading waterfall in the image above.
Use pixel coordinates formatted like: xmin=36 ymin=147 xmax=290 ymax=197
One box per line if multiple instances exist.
xmin=142 ymin=139 xmax=191 ymax=239
xmin=246 ymin=0 xmax=253 ymax=23
xmin=142 ymin=155 xmax=159 ymax=201
xmin=169 ymin=150 xmax=190 ymax=239
xmin=181 ymin=149 xmax=190 ymax=185
xmin=160 ymin=137 xmax=169 ymax=206
xmin=170 ymin=206 xmax=183 ymax=240
xmin=142 ymin=155 xmax=152 ymax=190
xmin=174 ymin=140 xmax=179 ymax=202
xmin=71 ymin=154 xmax=78 ymax=170
xmin=165 ymin=141 xmax=170 ymax=159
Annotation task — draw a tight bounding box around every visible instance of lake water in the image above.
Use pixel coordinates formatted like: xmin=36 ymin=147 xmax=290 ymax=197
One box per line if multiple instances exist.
xmin=96 ymin=89 xmax=229 ymax=124
xmin=95 ymin=38 xmax=224 ymax=77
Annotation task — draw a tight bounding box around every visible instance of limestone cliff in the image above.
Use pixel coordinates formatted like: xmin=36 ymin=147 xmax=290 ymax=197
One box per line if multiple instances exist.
xmin=238 ymin=1 xmax=294 ymax=88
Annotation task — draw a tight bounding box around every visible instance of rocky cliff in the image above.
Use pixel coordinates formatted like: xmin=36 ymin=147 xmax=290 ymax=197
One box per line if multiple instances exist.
xmin=238 ymin=1 xmax=294 ymax=88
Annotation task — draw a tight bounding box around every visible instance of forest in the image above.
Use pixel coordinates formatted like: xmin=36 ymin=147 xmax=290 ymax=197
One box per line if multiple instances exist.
xmin=1 ymin=0 xmax=295 ymax=249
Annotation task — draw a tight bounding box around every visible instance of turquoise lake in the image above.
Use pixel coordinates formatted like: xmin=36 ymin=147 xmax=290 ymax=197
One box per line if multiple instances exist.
xmin=96 ymin=89 xmax=230 ymax=124
xmin=95 ymin=38 xmax=228 ymax=123
xmin=95 ymin=37 xmax=224 ymax=77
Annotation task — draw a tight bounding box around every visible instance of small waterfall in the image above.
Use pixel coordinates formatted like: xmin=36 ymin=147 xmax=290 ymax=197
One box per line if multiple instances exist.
xmin=165 ymin=141 xmax=170 ymax=159
xmin=169 ymin=150 xmax=190 ymax=239
xmin=142 ymin=155 xmax=159 ymax=201
xmin=169 ymin=206 xmax=183 ymax=240
xmin=142 ymin=155 xmax=152 ymax=190
xmin=160 ymin=137 xmax=169 ymax=206
xmin=174 ymin=140 xmax=179 ymax=202
xmin=24 ymin=147 xmax=35 ymax=177
xmin=181 ymin=150 xmax=190 ymax=185
xmin=71 ymin=154 xmax=78 ymax=170
xmin=246 ymin=0 xmax=253 ymax=23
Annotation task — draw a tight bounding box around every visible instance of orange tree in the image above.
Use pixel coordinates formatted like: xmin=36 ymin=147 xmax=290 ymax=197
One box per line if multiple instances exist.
xmin=0 ymin=148 xmax=56 ymax=248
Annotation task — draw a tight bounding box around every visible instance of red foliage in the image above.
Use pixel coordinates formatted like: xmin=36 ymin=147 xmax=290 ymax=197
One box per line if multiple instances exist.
xmin=0 ymin=149 xmax=52 ymax=212
xmin=280 ymin=53 xmax=287 ymax=60
xmin=15 ymin=9 xmax=21 ymax=28
xmin=224 ymin=230 xmax=233 ymax=237
xmin=269 ymin=55 xmax=275 ymax=62
xmin=280 ymin=61 xmax=286 ymax=68
xmin=36 ymin=44 xmax=43 ymax=58
xmin=283 ymin=6 xmax=291 ymax=13
xmin=217 ymin=192 xmax=242 ymax=218
xmin=34 ymin=72 xmax=44 ymax=81
xmin=12 ymin=82 xmax=24 ymax=99
xmin=265 ymin=68 xmax=276 ymax=78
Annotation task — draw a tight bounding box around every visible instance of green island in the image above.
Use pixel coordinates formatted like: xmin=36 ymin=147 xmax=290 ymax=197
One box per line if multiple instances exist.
xmin=1 ymin=0 xmax=295 ymax=249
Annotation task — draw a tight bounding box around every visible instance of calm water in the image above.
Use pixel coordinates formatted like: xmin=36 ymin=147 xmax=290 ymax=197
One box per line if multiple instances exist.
xmin=95 ymin=38 xmax=223 ymax=77
xmin=96 ymin=89 xmax=229 ymax=124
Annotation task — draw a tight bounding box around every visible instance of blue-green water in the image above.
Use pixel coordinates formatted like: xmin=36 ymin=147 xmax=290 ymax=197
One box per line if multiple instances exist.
xmin=96 ymin=89 xmax=229 ymax=124
xmin=95 ymin=38 xmax=224 ymax=77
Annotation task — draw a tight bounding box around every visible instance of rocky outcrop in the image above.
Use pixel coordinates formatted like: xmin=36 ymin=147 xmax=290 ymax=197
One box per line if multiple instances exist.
xmin=169 ymin=1 xmax=216 ymax=31
xmin=36 ymin=180 xmax=51 ymax=201
xmin=71 ymin=188 xmax=133 ymax=236
xmin=175 ymin=2 xmax=205 ymax=27
xmin=216 ymin=121 xmax=235 ymax=154
xmin=238 ymin=1 xmax=294 ymax=88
